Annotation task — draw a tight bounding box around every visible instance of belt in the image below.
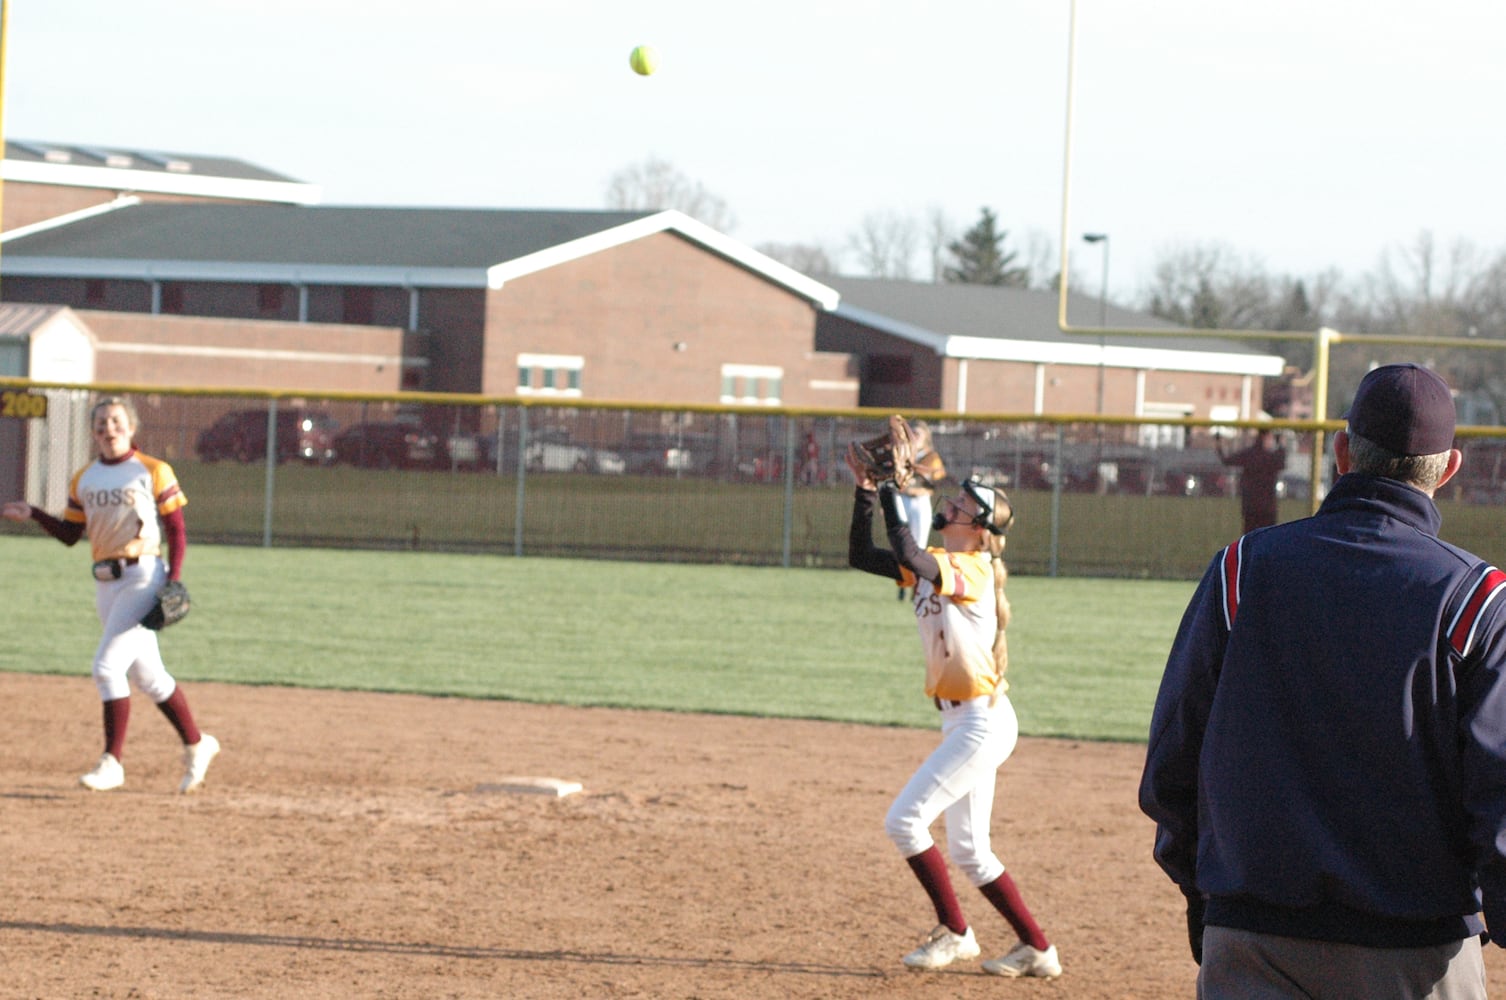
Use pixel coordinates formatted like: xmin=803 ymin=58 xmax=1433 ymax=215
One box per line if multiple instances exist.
xmin=92 ymin=556 xmax=141 ymax=581
xmin=933 ymin=697 xmax=963 ymax=710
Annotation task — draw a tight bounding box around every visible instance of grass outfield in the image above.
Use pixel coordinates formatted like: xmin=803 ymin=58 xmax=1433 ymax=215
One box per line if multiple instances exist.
xmin=0 ymin=536 xmax=1193 ymax=742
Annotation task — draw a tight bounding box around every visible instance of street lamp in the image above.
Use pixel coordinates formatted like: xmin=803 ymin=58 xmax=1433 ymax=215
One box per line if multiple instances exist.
xmin=1082 ymin=233 xmax=1109 ymax=416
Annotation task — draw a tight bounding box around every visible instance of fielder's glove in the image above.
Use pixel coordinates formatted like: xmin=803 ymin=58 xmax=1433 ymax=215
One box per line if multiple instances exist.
xmin=142 ymin=580 xmax=191 ymax=630
xmin=850 ymin=414 xmax=920 ymax=490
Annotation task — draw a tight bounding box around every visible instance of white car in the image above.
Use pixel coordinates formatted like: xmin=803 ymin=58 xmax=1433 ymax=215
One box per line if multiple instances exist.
xmin=524 ymin=440 xmax=626 ymax=474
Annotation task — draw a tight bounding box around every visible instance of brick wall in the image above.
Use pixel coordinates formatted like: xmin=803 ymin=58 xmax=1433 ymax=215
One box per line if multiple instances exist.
xmin=78 ymin=311 xmax=407 ymax=393
xmin=482 ymin=232 xmax=842 ymax=407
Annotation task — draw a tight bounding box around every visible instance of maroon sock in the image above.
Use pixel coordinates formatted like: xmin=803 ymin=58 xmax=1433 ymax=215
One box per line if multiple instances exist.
xmin=979 ymin=872 xmax=1049 ymax=951
xmin=905 ymin=846 xmax=968 ymax=935
xmin=154 ymin=687 xmax=202 ymax=745
xmin=103 ymin=697 xmax=130 ymax=759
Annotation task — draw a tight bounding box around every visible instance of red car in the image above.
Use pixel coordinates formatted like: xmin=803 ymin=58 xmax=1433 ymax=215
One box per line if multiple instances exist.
xmin=332 ymin=422 xmax=441 ymax=470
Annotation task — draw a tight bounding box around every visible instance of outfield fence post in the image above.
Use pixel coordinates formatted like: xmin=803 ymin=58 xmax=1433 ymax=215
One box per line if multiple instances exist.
xmin=514 ymin=406 xmax=528 ymax=558
xmin=1049 ymin=425 xmax=1063 ymax=577
xmin=262 ymin=397 xmax=278 ymax=548
xmin=781 ymin=417 xmax=795 ymax=568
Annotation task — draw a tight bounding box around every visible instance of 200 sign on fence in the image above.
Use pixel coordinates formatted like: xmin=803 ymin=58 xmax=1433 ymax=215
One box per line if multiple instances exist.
xmin=0 ymin=390 xmax=47 ymax=419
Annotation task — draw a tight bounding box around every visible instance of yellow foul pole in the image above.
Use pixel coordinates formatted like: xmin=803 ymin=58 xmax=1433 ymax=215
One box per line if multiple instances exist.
xmin=0 ymin=0 xmax=9 ymax=296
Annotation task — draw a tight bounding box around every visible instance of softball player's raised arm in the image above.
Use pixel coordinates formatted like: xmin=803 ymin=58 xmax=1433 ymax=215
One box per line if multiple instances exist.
xmin=848 ymin=487 xmax=901 ymax=580
xmin=878 ymin=482 xmax=940 ymax=585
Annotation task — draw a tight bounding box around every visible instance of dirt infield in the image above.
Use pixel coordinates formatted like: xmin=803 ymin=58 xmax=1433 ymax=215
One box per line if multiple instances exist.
xmin=5 ymin=673 xmax=1503 ymax=999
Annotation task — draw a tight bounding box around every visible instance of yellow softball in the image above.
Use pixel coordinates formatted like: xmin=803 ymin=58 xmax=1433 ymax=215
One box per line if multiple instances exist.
xmin=629 ymin=45 xmax=658 ymax=76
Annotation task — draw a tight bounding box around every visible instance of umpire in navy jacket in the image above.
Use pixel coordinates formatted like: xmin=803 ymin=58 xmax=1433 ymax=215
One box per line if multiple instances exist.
xmin=1141 ymin=364 xmax=1506 ymax=999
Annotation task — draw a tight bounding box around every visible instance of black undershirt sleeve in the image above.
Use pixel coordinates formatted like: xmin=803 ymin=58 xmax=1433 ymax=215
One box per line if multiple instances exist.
xmin=30 ymin=507 xmax=84 ymax=546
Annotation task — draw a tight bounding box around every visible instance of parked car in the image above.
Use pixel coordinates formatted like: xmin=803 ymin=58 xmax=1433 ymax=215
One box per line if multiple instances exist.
xmin=1274 ymin=472 xmax=1316 ymax=501
xmin=196 ymin=408 xmax=337 ymax=464
xmin=524 ymin=437 xmax=626 ymax=474
xmin=1160 ymin=464 xmax=1232 ymax=498
xmin=622 ymin=433 xmax=717 ymax=476
xmin=332 ymin=422 xmax=441 ymax=469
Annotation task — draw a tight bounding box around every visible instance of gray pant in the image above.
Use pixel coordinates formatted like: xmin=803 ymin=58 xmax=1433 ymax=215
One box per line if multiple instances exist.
xmin=1199 ymin=926 xmax=1486 ymax=1000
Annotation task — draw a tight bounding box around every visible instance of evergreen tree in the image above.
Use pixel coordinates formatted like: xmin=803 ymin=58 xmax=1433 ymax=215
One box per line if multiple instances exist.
xmin=942 ymin=207 xmax=1028 ymax=286
xmin=1274 ymin=279 xmax=1314 ymax=331
xmin=1190 ymin=277 xmax=1222 ymax=328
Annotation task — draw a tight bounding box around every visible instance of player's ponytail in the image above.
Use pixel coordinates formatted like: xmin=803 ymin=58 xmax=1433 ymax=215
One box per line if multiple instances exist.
xmin=985 ymin=486 xmax=1013 ymax=677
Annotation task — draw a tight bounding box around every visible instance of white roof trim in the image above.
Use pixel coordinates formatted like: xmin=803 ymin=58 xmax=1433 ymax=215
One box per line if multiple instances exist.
xmin=1 ymin=159 xmax=323 ymax=205
xmin=944 ymin=335 xmax=1285 ymax=376
xmin=487 ymin=209 xmax=840 ymax=309
xmin=2 ymin=195 xmax=142 ymax=241
xmin=835 ymin=304 xmax=1283 ymax=376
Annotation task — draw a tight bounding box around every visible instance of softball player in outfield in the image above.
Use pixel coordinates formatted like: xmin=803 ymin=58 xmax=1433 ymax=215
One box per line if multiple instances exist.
xmin=2 ymin=397 xmax=218 ymax=793
xmin=846 ymin=448 xmax=1060 ymax=978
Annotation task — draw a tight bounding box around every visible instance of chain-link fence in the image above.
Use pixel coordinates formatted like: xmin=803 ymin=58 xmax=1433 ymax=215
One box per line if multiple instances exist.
xmin=5 ymin=383 xmax=1506 ymax=578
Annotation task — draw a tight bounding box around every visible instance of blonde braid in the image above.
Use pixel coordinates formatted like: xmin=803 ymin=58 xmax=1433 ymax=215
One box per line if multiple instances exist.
xmin=990 ymin=533 xmax=1011 ymax=676
xmin=986 ymin=486 xmax=1014 ymax=677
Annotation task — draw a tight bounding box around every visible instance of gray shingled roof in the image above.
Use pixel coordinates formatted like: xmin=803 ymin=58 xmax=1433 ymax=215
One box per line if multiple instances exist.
xmin=6 ymin=140 xmax=304 ymax=185
xmin=0 ymin=302 xmax=66 ymax=337
xmin=822 ymin=275 xmax=1278 ymax=359
xmin=3 ymin=204 xmax=658 ymax=268
xmin=0 ymin=202 xmax=840 ymax=305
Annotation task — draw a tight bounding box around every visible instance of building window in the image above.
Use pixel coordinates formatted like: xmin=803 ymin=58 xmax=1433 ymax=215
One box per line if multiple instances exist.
xmin=517 ymin=353 xmax=584 ymax=398
xmin=867 ymin=354 xmax=913 ymax=385
xmin=342 ymin=287 xmax=374 ymax=324
xmin=84 ymin=280 xmax=106 ymax=306
xmin=160 ymin=283 xmax=185 ymax=314
xmin=1138 ymin=402 xmax=1196 ymax=449
xmin=720 ymin=364 xmax=783 ymax=405
xmin=258 ymin=284 xmax=285 ymax=314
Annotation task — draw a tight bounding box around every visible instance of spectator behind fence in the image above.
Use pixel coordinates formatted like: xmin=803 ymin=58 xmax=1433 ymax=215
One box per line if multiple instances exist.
xmin=1216 ymin=428 xmax=1286 ymax=533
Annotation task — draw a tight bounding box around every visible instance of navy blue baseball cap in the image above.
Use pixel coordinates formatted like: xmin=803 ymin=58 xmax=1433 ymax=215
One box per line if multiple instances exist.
xmin=1344 ymin=363 xmax=1456 ymax=456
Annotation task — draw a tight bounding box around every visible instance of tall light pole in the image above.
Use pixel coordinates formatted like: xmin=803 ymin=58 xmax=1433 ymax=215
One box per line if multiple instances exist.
xmin=1082 ymin=233 xmax=1109 ymax=416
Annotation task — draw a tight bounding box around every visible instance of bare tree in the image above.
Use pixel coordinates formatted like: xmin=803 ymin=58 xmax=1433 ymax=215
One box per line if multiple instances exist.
xmin=754 ymin=242 xmax=836 ymax=276
xmin=1143 ymin=242 xmax=1276 ymax=330
xmin=846 ymin=210 xmax=920 ymax=279
xmin=605 ymin=156 xmax=736 ymax=232
xmin=1018 ymin=227 xmax=1058 ymax=291
xmin=924 ymin=206 xmax=954 ymax=282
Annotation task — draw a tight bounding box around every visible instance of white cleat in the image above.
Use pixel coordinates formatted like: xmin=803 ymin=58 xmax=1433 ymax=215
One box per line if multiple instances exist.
xmin=982 ymin=941 xmax=1062 ymax=979
xmin=80 ymin=752 xmax=125 ymax=791
xmin=902 ymin=924 xmax=980 ymax=970
xmin=180 ymin=733 xmax=220 ymax=794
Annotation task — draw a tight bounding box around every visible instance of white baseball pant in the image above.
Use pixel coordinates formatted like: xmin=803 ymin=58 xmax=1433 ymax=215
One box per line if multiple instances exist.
xmin=885 ymin=694 xmax=1019 ymax=886
xmin=91 ymin=557 xmax=177 ymax=703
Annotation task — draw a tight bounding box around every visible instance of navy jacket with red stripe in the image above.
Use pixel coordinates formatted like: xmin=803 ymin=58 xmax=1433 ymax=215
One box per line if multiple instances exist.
xmin=1140 ymin=473 xmax=1506 ymax=948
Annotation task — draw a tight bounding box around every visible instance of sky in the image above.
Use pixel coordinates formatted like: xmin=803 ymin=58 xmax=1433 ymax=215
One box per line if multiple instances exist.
xmin=9 ymin=1 xmax=1506 ymax=301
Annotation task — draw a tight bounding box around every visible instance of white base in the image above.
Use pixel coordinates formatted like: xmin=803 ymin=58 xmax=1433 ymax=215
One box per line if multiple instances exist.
xmin=476 ymin=776 xmax=583 ymax=798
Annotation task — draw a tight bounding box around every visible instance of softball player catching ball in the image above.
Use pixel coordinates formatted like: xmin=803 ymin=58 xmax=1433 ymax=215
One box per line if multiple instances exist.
xmin=846 ymin=446 xmax=1060 ymax=978
xmin=2 ymin=397 xmax=219 ymax=793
